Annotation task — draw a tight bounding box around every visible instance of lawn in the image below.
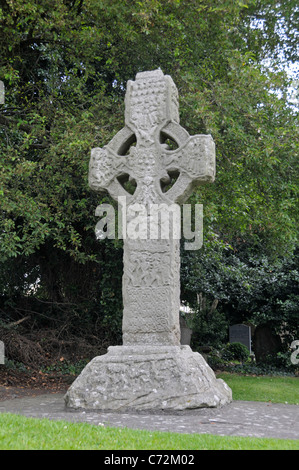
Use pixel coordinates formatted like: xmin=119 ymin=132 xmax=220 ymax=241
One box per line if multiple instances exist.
xmin=0 ymin=412 xmax=298 ymax=450
xmin=0 ymin=374 xmax=298 ymax=450
xmin=217 ymin=373 xmax=299 ymax=404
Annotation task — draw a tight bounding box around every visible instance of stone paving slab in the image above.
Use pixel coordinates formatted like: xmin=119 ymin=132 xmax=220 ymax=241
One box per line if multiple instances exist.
xmin=0 ymin=392 xmax=298 ymax=441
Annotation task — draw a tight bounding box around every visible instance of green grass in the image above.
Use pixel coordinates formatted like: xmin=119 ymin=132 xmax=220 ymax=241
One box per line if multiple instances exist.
xmin=0 ymin=412 xmax=298 ymax=450
xmin=0 ymin=374 xmax=298 ymax=450
xmin=217 ymin=373 xmax=299 ymax=404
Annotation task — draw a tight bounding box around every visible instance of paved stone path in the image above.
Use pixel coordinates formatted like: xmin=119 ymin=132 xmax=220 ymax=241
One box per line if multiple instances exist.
xmin=0 ymin=392 xmax=298 ymax=441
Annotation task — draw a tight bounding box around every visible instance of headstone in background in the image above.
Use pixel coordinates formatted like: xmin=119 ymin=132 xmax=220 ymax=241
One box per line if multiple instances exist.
xmin=252 ymin=324 xmax=282 ymax=363
xmin=229 ymin=324 xmax=251 ymax=353
xmin=180 ymin=314 xmax=192 ymax=346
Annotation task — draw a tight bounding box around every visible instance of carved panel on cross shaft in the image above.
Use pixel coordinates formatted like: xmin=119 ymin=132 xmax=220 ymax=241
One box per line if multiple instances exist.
xmin=124 ymin=251 xmax=172 ymax=288
xmin=123 ymin=287 xmax=171 ymax=332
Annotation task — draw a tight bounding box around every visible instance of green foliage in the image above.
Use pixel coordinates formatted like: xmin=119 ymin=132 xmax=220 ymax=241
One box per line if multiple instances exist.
xmin=0 ymin=0 xmax=298 ymax=354
xmin=181 ymin=242 xmax=299 ymax=356
xmin=222 ymin=342 xmax=250 ymax=362
xmin=1 ymin=0 xmax=298 ymax=260
xmin=42 ymin=359 xmax=89 ymax=376
xmin=207 ymin=347 xmax=298 ymax=376
xmin=3 ymin=358 xmax=28 ymax=373
xmin=190 ymin=305 xmax=229 ymax=350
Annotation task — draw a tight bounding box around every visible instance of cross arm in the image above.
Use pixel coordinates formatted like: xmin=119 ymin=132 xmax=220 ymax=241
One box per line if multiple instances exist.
xmin=89 ymin=126 xmax=136 ymax=201
xmin=161 ymin=134 xmax=216 ymax=203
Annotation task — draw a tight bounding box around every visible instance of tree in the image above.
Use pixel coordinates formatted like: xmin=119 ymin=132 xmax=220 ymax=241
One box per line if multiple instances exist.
xmin=0 ymin=0 xmax=298 ymax=359
xmin=181 ymin=242 xmax=299 ymax=353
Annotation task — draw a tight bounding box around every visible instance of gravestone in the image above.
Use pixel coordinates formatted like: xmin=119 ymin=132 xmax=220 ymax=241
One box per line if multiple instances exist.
xmin=253 ymin=324 xmax=281 ymax=363
xmin=180 ymin=314 xmax=192 ymax=346
xmin=229 ymin=324 xmax=251 ymax=353
xmin=65 ymin=70 xmax=232 ymax=410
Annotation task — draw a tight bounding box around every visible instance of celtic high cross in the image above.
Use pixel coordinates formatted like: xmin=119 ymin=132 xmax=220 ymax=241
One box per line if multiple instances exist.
xmin=89 ymin=69 xmax=215 ymax=346
xmin=65 ymin=71 xmax=231 ymax=410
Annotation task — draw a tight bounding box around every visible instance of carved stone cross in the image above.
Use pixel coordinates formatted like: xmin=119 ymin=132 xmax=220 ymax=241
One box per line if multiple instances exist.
xmin=89 ymin=69 xmax=215 ymax=205
xmin=65 ymin=70 xmax=231 ymax=411
xmin=89 ymin=69 xmax=215 ymax=346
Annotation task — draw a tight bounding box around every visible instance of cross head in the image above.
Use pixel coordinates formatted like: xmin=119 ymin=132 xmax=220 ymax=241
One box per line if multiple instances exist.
xmin=89 ymin=69 xmax=215 ymax=205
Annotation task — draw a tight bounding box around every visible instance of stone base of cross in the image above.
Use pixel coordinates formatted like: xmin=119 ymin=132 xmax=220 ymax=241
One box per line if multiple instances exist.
xmin=65 ymin=70 xmax=231 ymax=410
xmin=65 ymin=345 xmax=231 ymax=410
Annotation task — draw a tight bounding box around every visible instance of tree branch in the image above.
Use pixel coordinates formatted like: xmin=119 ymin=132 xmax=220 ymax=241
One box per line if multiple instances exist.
xmin=6 ymin=316 xmax=31 ymax=328
xmin=0 ymin=114 xmax=32 ymax=133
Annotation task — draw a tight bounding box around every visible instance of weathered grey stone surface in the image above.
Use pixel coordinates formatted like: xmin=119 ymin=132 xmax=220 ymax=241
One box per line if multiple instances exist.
xmin=65 ymin=70 xmax=231 ymax=410
xmin=65 ymin=345 xmax=232 ymax=410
